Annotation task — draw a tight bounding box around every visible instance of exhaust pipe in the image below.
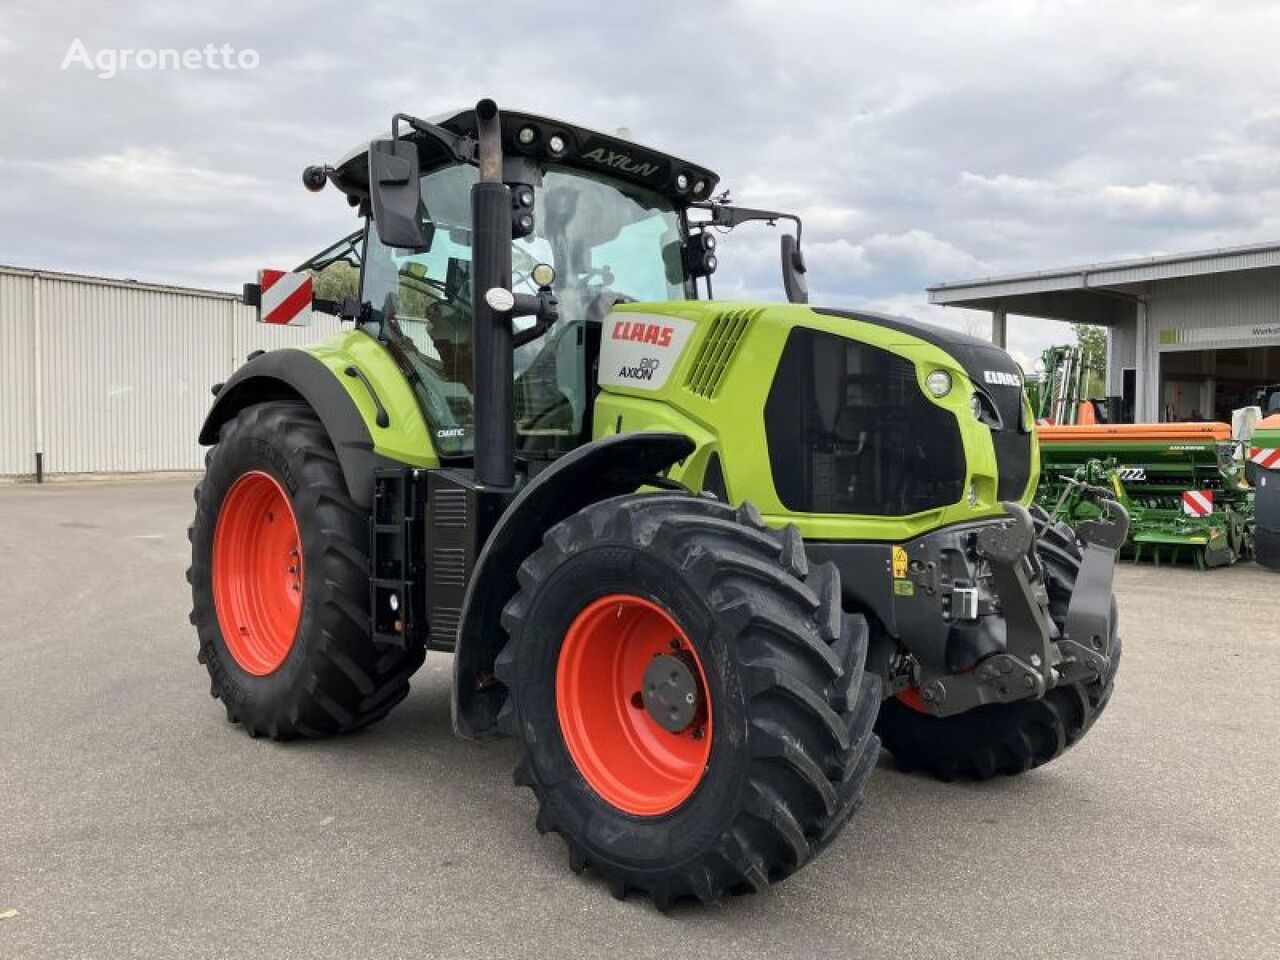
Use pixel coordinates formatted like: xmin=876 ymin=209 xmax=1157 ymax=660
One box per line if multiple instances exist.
xmin=476 ymin=98 xmax=503 ymax=184
xmin=470 ymin=99 xmax=515 ymax=488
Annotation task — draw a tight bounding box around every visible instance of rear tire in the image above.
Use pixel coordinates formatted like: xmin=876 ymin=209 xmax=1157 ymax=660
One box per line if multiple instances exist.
xmin=495 ymin=493 xmax=881 ymax=906
xmin=188 ymin=401 xmax=424 ymax=739
xmin=876 ymin=506 xmax=1120 ymax=780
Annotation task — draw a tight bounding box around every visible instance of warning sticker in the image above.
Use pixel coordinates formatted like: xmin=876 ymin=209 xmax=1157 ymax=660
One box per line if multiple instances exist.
xmin=893 ymin=579 xmax=915 ymax=597
xmin=891 ymin=546 xmax=909 ymax=580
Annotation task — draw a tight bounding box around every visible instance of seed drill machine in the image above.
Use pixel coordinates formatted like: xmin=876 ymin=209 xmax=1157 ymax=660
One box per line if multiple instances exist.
xmin=189 ymin=100 xmax=1126 ymax=905
xmin=1038 ymin=423 xmax=1254 ymax=568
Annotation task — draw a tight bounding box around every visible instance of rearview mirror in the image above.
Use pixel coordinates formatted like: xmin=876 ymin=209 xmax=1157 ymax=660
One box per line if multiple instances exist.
xmin=369 ymin=139 xmax=428 ymax=250
xmin=781 ymin=233 xmax=808 ymax=304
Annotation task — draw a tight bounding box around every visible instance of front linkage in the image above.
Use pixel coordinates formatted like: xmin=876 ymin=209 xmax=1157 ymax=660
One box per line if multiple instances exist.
xmin=907 ymin=496 xmax=1128 ymax=718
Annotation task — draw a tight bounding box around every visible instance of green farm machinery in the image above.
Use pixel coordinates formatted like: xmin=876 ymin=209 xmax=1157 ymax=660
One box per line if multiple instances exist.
xmin=1250 ymin=415 xmax=1280 ymax=570
xmin=1034 ymin=345 xmax=1093 ymax=425
xmin=1038 ymin=423 xmax=1253 ymax=569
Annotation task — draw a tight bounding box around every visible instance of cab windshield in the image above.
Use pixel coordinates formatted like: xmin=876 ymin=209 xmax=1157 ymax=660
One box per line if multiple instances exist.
xmin=361 ymin=163 xmax=689 ymax=457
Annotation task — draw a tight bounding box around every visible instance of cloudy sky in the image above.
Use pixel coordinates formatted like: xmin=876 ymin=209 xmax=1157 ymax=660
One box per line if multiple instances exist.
xmin=5 ymin=0 xmax=1280 ymax=367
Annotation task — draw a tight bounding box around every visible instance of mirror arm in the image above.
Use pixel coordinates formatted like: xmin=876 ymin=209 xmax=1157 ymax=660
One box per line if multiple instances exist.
xmin=689 ymin=201 xmax=804 ymax=246
xmin=391 ymin=112 xmax=477 ymax=165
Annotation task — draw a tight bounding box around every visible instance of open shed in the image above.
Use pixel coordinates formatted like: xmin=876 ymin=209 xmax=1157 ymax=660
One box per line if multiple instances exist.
xmin=928 ymin=243 xmax=1280 ymax=422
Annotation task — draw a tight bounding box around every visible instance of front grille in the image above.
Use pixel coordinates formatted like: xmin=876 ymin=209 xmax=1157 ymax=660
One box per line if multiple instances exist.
xmin=764 ymin=328 xmax=966 ymax=516
xmin=808 ymin=307 xmax=1033 ymax=506
xmin=983 ymin=385 xmax=1032 ymax=500
xmin=993 ymin=427 xmax=1032 ymax=500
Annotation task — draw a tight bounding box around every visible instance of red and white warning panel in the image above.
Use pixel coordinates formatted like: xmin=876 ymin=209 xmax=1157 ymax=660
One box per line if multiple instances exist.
xmin=1250 ymin=446 xmax=1280 ymax=470
xmin=257 ymin=270 xmax=313 ymax=326
xmin=1182 ymin=489 xmax=1214 ymax=517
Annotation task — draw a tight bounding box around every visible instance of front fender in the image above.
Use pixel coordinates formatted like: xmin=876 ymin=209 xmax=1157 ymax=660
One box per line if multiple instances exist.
xmin=451 ymin=431 xmax=696 ymax=740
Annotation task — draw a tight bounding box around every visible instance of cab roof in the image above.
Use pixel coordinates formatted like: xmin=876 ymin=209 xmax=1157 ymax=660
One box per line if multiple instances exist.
xmin=331 ymin=105 xmax=720 ymax=207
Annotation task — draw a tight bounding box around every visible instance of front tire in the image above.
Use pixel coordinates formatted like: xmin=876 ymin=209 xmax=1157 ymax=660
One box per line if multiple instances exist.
xmin=188 ymin=401 xmax=424 ymax=739
xmin=876 ymin=507 xmax=1120 ymax=780
xmin=495 ymin=493 xmax=881 ymax=906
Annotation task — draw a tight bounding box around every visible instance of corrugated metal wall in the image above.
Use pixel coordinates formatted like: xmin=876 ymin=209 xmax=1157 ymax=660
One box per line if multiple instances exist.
xmin=1148 ymin=270 xmax=1280 ymax=349
xmin=1106 ymin=317 xmax=1137 ymax=395
xmin=1137 ymin=270 xmax=1280 ymax=419
xmin=0 ymin=272 xmax=36 ymax=475
xmin=0 ymin=266 xmax=343 ymax=477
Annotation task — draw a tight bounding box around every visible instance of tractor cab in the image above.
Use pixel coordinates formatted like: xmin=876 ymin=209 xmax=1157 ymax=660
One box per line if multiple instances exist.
xmin=304 ymin=106 xmax=805 ymax=462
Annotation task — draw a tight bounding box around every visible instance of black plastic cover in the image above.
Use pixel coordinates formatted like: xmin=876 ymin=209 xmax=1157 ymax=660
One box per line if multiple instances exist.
xmin=764 ymin=327 xmax=966 ymax=516
xmin=815 ymin=308 xmax=1033 ymax=502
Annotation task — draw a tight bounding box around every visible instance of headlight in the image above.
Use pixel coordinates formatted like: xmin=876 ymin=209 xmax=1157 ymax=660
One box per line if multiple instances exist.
xmin=925 ymin=369 xmax=952 ymax=398
xmin=530 ymin=262 xmax=556 ymax=288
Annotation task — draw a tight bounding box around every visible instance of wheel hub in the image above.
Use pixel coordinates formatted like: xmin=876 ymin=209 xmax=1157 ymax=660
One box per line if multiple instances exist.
xmin=642 ymin=652 xmax=700 ymax=732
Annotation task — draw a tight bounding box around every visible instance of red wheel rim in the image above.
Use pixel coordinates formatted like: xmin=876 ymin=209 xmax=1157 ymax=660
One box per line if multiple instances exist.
xmin=896 ymin=687 xmax=932 ymax=714
xmin=556 ymin=594 xmax=713 ymax=816
xmin=897 ymin=664 xmax=976 ymax=715
xmin=212 ymin=470 xmax=303 ymax=676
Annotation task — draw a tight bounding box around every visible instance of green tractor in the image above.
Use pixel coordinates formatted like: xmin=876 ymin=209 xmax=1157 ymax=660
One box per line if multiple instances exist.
xmin=189 ymin=100 xmax=1127 ymax=905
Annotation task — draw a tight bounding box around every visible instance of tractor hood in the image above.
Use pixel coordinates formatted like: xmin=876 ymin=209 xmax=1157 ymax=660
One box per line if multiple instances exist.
xmin=815 ymin=307 xmax=1026 ymax=398
xmin=816 ymin=306 xmax=1033 ymax=502
xmin=329 ymin=106 xmax=719 ymax=208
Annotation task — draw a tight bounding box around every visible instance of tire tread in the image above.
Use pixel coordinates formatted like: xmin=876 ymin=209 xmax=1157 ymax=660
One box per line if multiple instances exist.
xmin=188 ymin=401 xmax=424 ymax=741
xmin=497 ymin=493 xmax=880 ymax=905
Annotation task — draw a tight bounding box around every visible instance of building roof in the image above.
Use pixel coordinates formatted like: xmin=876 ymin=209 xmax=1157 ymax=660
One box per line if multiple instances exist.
xmin=0 ymin=263 xmax=239 ymax=300
xmin=927 ymin=240 xmax=1280 ymax=325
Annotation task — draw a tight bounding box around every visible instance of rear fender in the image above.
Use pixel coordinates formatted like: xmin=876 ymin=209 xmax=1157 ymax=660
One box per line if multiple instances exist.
xmin=201 ymin=349 xmax=390 ymax=507
xmin=451 ymin=431 xmax=696 ymax=740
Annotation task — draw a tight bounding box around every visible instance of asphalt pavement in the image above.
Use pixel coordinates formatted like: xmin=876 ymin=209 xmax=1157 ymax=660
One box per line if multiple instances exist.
xmin=1 ymin=478 xmax=1277 ymax=959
